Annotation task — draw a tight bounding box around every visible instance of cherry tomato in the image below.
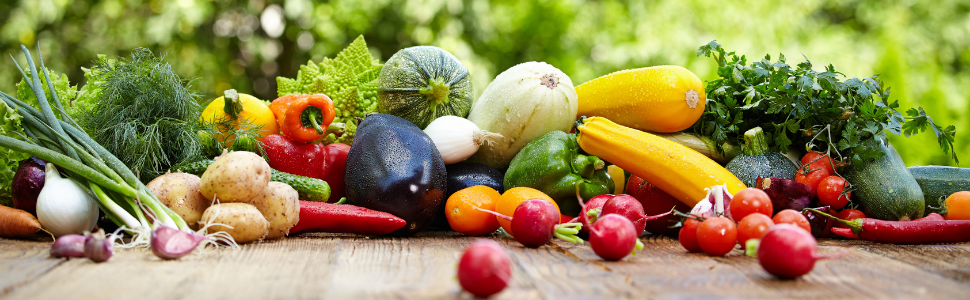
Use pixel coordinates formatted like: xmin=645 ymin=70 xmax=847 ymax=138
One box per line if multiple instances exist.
xmin=801 ymin=151 xmax=836 ymax=174
xmin=817 ymin=176 xmax=851 ymax=209
xmin=945 ymin=191 xmax=970 ymax=221
xmin=836 ymin=209 xmax=865 ymax=228
xmin=678 ymin=217 xmax=703 ymax=253
xmin=772 ymin=209 xmax=811 ymax=233
xmin=729 ymin=188 xmax=773 ymax=222
xmin=737 ymin=213 xmax=774 ymax=246
xmin=696 ymin=217 xmax=738 ymax=256
xmin=795 ymin=168 xmax=832 ymax=198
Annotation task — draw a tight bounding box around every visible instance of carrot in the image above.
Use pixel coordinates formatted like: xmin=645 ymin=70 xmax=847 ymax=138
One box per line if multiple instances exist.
xmin=0 ymin=205 xmax=42 ymax=238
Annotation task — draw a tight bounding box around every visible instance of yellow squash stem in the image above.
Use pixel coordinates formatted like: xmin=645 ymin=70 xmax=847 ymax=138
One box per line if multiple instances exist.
xmin=575 ymin=117 xmax=746 ymax=207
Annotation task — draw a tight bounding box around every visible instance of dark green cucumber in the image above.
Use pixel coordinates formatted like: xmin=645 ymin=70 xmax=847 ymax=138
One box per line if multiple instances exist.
xmin=843 ymin=139 xmax=924 ymax=221
xmin=172 ymin=159 xmax=331 ymax=202
xmin=908 ymin=166 xmax=970 ymax=215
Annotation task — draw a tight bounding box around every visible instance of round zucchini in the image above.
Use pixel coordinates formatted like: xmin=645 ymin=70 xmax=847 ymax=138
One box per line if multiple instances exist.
xmin=725 ymin=127 xmax=798 ymax=187
xmin=377 ymin=46 xmax=473 ymax=129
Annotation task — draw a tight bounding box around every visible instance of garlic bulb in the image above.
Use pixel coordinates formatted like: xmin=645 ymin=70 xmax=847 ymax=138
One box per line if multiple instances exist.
xmin=424 ymin=116 xmax=503 ymax=164
xmin=36 ymin=163 xmax=99 ymax=237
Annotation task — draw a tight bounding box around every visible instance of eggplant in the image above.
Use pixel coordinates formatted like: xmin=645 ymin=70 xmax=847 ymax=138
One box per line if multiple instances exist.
xmin=756 ymin=176 xmax=813 ymax=214
xmin=12 ymin=156 xmax=47 ymax=215
xmin=345 ymin=114 xmax=447 ymax=236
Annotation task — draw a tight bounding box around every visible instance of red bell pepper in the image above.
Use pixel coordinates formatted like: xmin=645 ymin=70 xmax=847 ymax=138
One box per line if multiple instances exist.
xmin=288 ymin=201 xmax=407 ymax=235
xmin=262 ymin=134 xmax=350 ymax=201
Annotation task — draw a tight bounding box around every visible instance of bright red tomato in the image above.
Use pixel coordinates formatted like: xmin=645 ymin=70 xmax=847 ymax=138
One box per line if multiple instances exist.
xmin=817 ymin=176 xmax=851 ymax=209
xmin=772 ymin=209 xmax=811 ymax=233
xmin=729 ymin=188 xmax=773 ymax=222
xmin=836 ymin=209 xmax=865 ymax=228
xmin=678 ymin=217 xmax=703 ymax=253
xmin=737 ymin=213 xmax=774 ymax=246
xmin=696 ymin=217 xmax=738 ymax=256
xmin=795 ymin=168 xmax=832 ymax=198
xmin=801 ymin=151 xmax=837 ymax=174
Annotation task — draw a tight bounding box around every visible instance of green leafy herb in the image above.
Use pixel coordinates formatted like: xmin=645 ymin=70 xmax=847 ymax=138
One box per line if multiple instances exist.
xmin=77 ymin=48 xmax=204 ymax=182
xmin=276 ymin=35 xmax=382 ymax=145
xmin=694 ymin=41 xmax=957 ymax=165
xmin=16 ymin=68 xmax=79 ymax=117
xmin=0 ymin=100 xmax=29 ymax=206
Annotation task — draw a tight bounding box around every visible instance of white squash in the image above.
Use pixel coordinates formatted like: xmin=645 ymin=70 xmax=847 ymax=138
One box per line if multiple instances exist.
xmin=466 ymin=62 xmax=578 ymax=169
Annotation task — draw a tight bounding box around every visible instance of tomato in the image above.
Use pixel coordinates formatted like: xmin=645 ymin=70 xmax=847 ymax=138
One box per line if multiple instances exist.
xmin=696 ymin=217 xmax=738 ymax=256
xmin=801 ymin=151 xmax=836 ymax=174
xmin=678 ymin=217 xmax=703 ymax=253
xmin=817 ymin=176 xmax=851 ymax=209
xmin=795 ymin=168 xmax=832 ymax=198
xmin=737 ymin=213 xmax=774 ymax=246
xmin=729 ymin=188 xmax=773 ymax=222
xmin=445 ymin=186 xmax=503 ymax=236
xmin=944 ymin=191 xmax=970 ymax=221
xmin=836 ymin=209 xmax=865 ymax=228
xmin=772 ymin=209 xmax=811 ymax=233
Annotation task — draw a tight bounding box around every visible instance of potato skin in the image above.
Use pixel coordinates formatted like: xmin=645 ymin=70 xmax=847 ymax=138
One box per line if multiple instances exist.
xmin=200 ymin=203 xmax=269 ymax=244
xmin=247 ymin=182 xmax=300 ymax=239
xmin=200 ymin=151 xmax=272 ymax=203
xmin=147 ymin=172 xmax=209 ymax=230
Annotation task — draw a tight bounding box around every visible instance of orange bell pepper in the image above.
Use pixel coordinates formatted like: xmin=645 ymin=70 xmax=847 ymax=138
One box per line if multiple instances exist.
xmin=268 ymin=94 xmax=336 ymax=143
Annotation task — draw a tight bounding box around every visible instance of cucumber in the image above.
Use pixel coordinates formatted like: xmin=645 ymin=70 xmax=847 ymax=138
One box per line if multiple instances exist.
xmin=172 ymin=159 xmax=331 ymax=202
xmin=908 ymin=166 xmax=970 ymax=215
xmin=843 ymin=139 xmax=924 ymax=221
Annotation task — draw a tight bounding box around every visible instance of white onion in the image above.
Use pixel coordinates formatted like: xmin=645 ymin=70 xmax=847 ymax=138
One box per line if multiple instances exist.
xmin=36 ymin=163 xmax=100 ymax=237
xmin=424 ymin=116 xmax=503 ymax=164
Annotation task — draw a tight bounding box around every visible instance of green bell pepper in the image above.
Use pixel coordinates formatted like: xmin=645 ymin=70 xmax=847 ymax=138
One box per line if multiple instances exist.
xmin=504 ymin=130 xmax=614 ymax=216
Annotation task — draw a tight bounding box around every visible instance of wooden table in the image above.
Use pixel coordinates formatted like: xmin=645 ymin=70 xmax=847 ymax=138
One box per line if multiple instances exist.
xmin=2 ymin=232 xmax=969 ymax=299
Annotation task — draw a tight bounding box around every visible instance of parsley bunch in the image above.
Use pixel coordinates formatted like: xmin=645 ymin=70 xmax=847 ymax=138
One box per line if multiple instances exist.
xmin=693 ymin=41 xmax=957 ymax=165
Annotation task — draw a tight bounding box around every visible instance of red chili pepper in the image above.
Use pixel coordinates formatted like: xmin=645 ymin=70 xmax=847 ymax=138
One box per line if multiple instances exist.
xmin=809 ymin=208 xmax=970 ymax=244
xmin=289 ymin=201 xmax=407 ymax=235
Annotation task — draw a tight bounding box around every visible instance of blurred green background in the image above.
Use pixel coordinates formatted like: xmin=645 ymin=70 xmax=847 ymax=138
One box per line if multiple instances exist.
xmin=0 ymin=0 xmax=966 ymax=166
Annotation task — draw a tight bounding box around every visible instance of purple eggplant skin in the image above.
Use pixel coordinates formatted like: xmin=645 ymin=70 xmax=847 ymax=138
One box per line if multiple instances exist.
xmin=802 ymin=206 xmax=835 ymax=238
xmin=755 ymin=176 xmax=813 ymax=215
xmin=11 ymin=156 xmax=47 ymax=215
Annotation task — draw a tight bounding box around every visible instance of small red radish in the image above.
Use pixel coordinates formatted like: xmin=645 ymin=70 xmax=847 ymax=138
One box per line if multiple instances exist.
xmin=588 ymin=214 xmax=639 ymax=261
xmin=458 ymin=240 xmax=511 ymax=297
xmin=476 ymin=199 xmax=582 ymax=248
xmin=578 ymin=194 xmax=643 ymax=261
xmin=578 ymin=194 xmax=613 ymax=236
xmin=601 ymin=194 xmax=673 ymax=236
xmin=757 ymin=224 xmax=845 ymax=278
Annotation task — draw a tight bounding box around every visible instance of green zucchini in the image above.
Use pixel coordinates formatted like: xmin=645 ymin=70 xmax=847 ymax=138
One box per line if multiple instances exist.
xmin=377 ymin=46 xmax=473 ymax=129
xmin=908 ymin=166 xmax=970 ymax=215
xmin=725 ymin=127 xmax=799 ymax=187
xmin=172 ymin=159 xmax=331 ymax=202
xmin=843 ymin=139 xmax=924 ymax=221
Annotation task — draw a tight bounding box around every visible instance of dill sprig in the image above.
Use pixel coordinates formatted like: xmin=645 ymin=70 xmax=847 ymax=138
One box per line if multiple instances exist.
xmin=77 ymin=48 xmax=204 ymax=182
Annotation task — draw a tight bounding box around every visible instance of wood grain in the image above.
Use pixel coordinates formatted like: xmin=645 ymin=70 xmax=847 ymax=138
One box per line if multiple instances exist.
xmin=1 ymin=232 xmax=969 ymax=299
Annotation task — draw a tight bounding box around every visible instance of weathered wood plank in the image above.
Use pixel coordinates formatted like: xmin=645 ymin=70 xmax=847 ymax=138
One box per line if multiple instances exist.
xmin=1 ymin=233 xmax=969 ymax=300
xmin=0 ymin=234 xmax=62 ymax=297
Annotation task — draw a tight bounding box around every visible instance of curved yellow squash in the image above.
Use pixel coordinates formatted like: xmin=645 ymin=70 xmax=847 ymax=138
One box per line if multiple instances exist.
xmin=576 ymin=65 xmax=706 ymax=133
xmin=576 ymin=117 xmax=745 ymax=207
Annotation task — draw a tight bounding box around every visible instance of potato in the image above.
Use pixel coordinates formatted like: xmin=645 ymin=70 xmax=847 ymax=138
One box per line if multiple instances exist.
xmin=245 ymin=182 xmax=300 ymax=239
xmin=147 ymin=172 xmax=209 ymax=230
xmin=200 ymin=151 xmax=271 ymax=203
xmin=199 ymin=203 xmax=269 ymax=244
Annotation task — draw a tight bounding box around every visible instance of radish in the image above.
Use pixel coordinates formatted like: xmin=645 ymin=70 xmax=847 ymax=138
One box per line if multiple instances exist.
xmin=578 ymin=194 xmax=643 ymax=261
xmin=476 ymin=199 xmax=582 ymax=248
xmin=600 ymin=194 xmax=674 ymax=235
xmin=578 ymin=194 xmax=613 ymax=232
xmin=457 ymin=240 xmax=511 ymax=297
xmin=757 ymin=224 xmax=846 ymax=278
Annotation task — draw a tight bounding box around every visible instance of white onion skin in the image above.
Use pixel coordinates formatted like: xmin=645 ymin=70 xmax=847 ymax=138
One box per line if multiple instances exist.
xmin=36 ymin=164 xmax=99 ymax=237
xmin=424 ymin=115 xmax=500 ymax=165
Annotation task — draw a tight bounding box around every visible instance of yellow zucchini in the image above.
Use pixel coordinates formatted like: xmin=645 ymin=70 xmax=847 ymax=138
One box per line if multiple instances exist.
xmin=576 ymin=117 xmax=745 ymax=207
xmin=576 ymin=65 xmax=705 ymax=133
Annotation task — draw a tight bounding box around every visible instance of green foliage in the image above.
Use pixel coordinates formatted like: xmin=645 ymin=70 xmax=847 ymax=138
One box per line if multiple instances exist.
xmin=15 ymin=68 xmax=78 ymax=116
xmin=695 ymin=41 xmax=957 ymax=166
xmin=0 ymin=100 xmax=29 ymax=206
xmin=277 ymin=35 xmax=382 ymax=145
xmin=77 ymin=48 xmax=204 ymax=182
